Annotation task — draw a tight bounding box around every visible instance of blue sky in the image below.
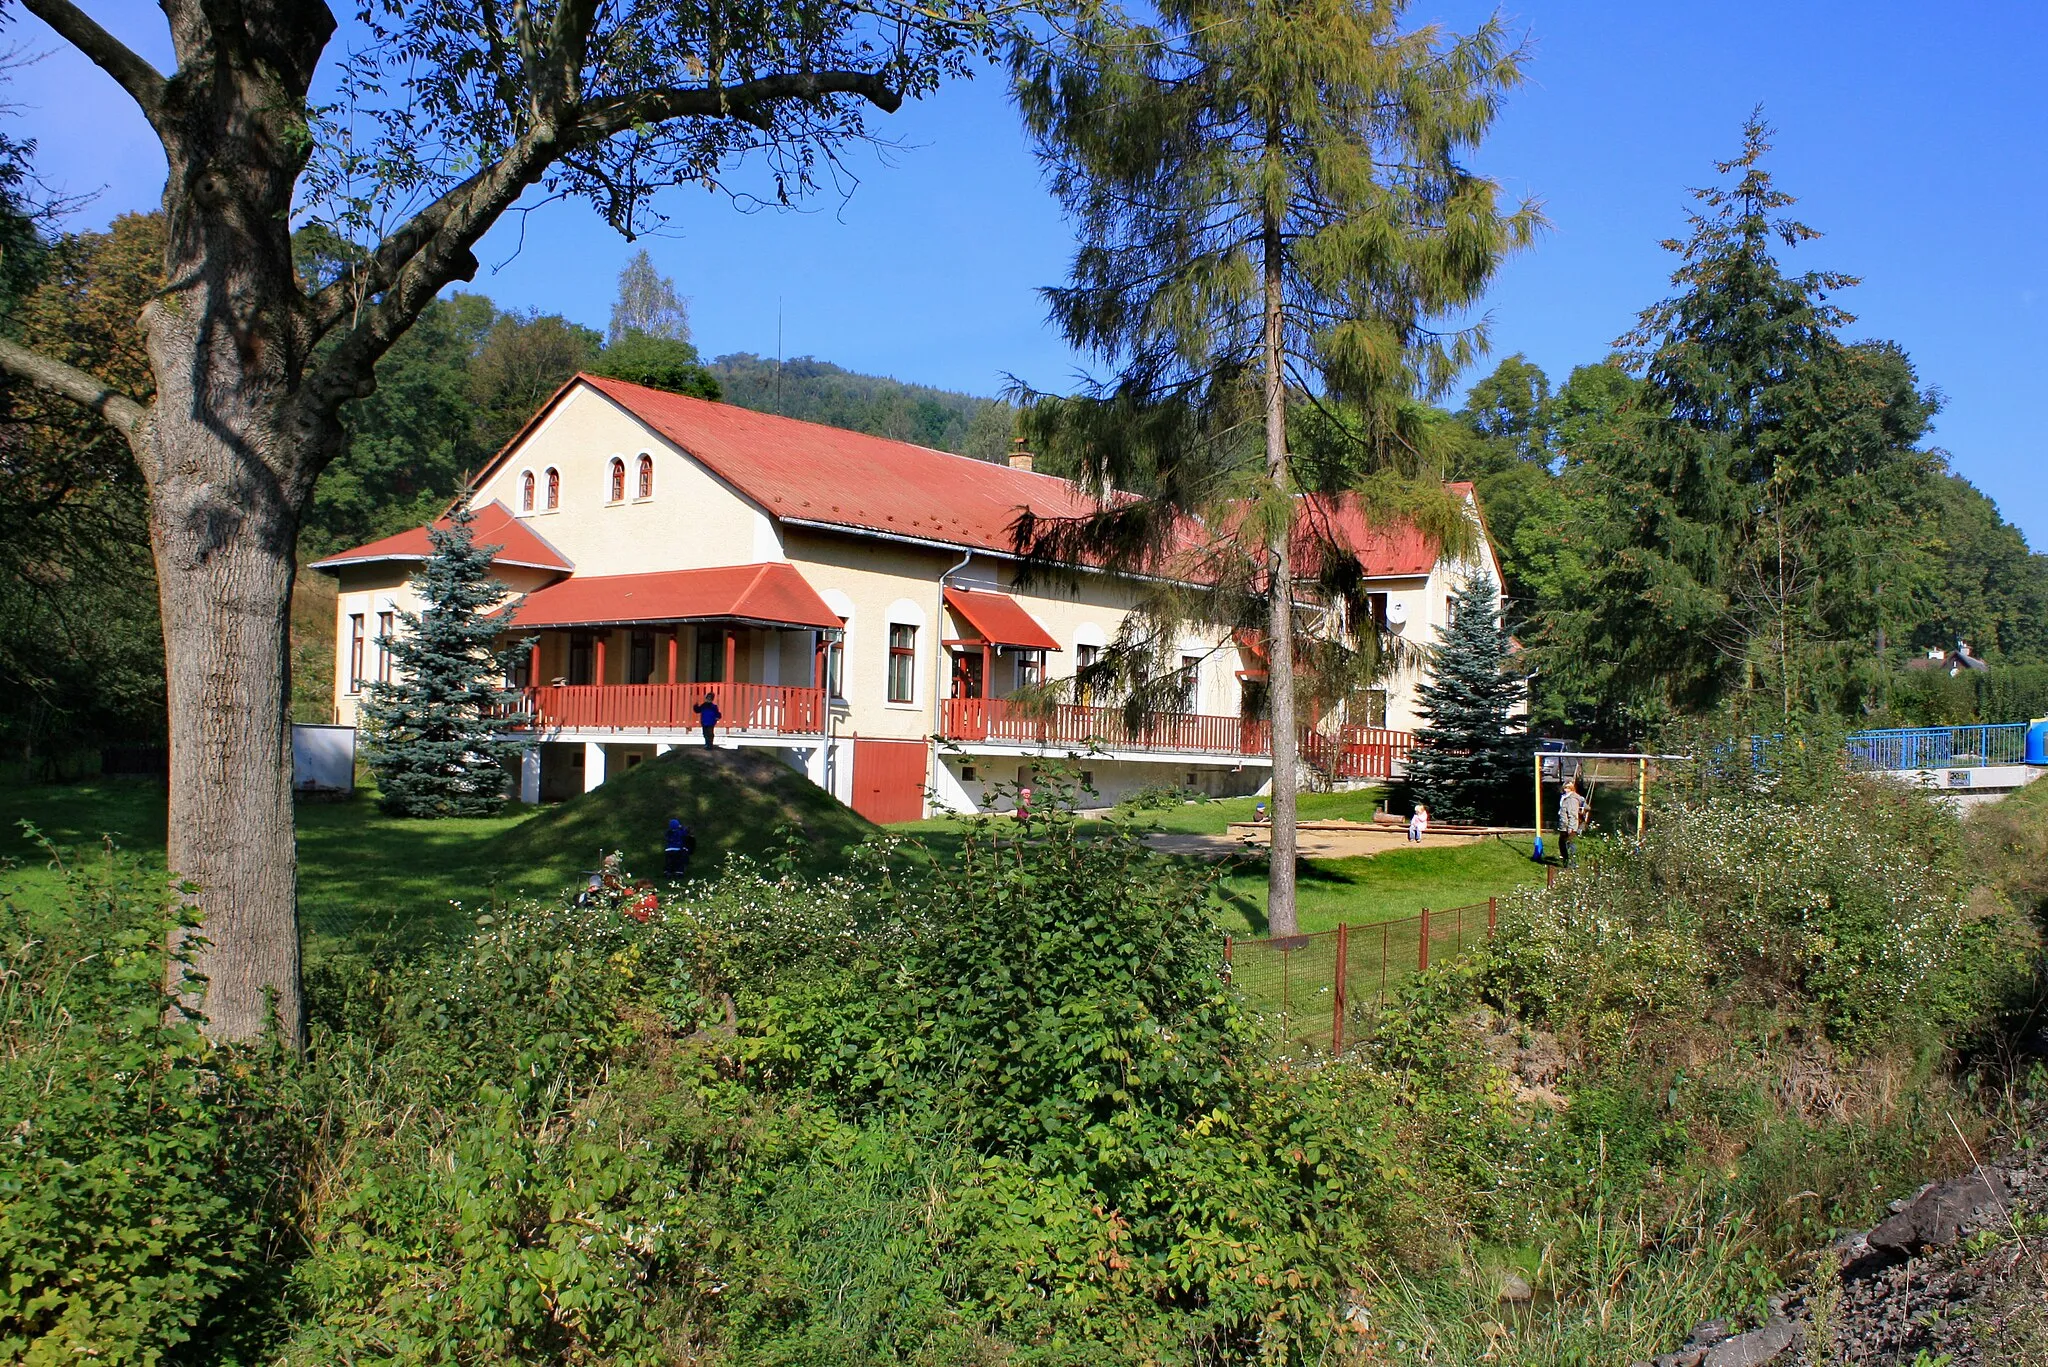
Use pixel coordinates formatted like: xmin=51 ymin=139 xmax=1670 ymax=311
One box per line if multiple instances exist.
xmin=14 ymin=1 xmax=2047 ymax=545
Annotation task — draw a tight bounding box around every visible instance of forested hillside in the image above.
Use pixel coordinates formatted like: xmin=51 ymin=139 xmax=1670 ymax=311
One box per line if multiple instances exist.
xmin=709 ymin=352 xmax=1016 ymax=458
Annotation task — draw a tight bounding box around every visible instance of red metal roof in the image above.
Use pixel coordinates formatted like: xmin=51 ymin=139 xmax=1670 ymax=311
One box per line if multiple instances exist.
xmin=308 ymin=500 xmax=573 ymax=574
xmin=505 ymin=562 xmax=842 ymax=630
xmin=573 ymin=375 xmax=1104 ymax=555
xmin=1296 ymin=484 xmax=1483 ymax=579
xmin=943 ymin=588 xmax=1062 ymax=651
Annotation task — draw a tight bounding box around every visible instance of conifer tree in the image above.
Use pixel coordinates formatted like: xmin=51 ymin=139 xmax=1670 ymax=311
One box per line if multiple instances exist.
xmin=1405 ymin=574 xmax=1528 ymax=823
xmin=361 ymin=502 xmax=526 ymax=817
xmin=1011 ymin=0 xmax=1536 ymax=934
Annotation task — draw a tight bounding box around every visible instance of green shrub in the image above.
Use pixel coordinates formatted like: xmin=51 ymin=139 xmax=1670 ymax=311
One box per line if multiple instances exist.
xmin=1486 ymin=774 xmax=2026 ymax=1051
xmin=0 ymin=843 xmax=296 ymax=1365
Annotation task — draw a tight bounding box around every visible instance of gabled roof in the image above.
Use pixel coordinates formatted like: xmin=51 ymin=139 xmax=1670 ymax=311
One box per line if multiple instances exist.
xmin=490 ymin=374 xmax=1106 ymax=557
xmin=943 ymin=588 xmax=1062 ymax=651
xmin=505 ymin=562 xmax=842 ymax=631
xmin=1297 ymin=482 xmax=1489 ymax=579
xmin=307 ymin=500 xmax=573 ymax=574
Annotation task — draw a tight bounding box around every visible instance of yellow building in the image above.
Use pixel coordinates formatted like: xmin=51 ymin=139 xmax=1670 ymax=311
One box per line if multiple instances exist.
xmin=311 ymin=374 xmax=1502 ymax=821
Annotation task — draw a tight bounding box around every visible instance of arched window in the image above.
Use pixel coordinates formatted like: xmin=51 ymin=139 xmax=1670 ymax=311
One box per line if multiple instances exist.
xmin=636 ymin=453 xmax=654 ymax=499
xmin=545 ymin=468 xmax=560 ymax=509
xmin=520 ymin=470 xmax=535 ymax=511
xmin=609 ymin=457 xmax=626 ymax=503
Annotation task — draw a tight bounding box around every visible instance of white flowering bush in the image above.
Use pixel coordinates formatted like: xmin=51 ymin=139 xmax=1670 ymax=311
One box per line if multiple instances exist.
xmin=1487 ymin=774 xmax=2030 ymax=1051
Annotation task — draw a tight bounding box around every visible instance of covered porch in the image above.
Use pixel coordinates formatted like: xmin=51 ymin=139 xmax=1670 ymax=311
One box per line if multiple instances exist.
xmin=502 ymin=563 xmax=843 ymax=744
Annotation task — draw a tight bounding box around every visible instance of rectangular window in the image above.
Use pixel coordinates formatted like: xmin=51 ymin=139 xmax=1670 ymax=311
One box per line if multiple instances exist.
xmin=825 ymin=634 xmax=845 ymax=699
xmin=348 ymin=614 xmax=365 ymax=693
xmin=1074 ymin=643 xmax=1100 ymax=705
xmin=1017 ymin=649 xmax=1044 ymax=688
xmin=628 ymin=630 xmax=656 ymax=685
xmin=694 ymin=629 xmax=726 ymax=683
xmin=887 ymin=624 xmax=917 ymax=704
xmin=1367 ymin=592 xmax=1390 ymax=632
xmin=568 ymin=634 xmax=595 ymax=686
xmin=1365 ymin=688 xmax=1389 ymax=729
xmin=1177 ymin=654 xmax=1201 ymax=712
xmin=376 ymin=611 xmax=395 ymax=684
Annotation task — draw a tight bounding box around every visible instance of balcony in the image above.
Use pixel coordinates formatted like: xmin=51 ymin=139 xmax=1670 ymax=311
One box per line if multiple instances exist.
xmin=943 ymin=697 xmax=1268 ymax=758
xmin=940 ymin=697 xmax=1411 ymax=775
xmin=519 ymin=681 xmax=826 ymax=736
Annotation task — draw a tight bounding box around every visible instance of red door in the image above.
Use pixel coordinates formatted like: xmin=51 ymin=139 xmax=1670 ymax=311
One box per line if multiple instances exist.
xmin=852 ymin=738 xmax=927 ymax=824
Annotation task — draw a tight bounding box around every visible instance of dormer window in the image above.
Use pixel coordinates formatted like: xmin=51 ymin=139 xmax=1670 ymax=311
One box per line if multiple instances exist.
xmin=545 ymin=467 xmax=560 ymax=509
xmin=609 ymin=457 xmax=625 ymax=503
xmin=520 ymin=470 xmax=535 ymax=512
xmin=636 ymin=453 xmax=654 ymax=499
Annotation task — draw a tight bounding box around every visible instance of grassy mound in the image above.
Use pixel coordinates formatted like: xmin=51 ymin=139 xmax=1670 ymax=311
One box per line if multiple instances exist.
xmin=484 ymin=746 xmax=878 ymax=892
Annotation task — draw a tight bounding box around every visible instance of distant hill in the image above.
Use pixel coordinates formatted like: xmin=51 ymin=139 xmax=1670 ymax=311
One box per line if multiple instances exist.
xmin=710 ymin=352 xmax=1016 ymax=459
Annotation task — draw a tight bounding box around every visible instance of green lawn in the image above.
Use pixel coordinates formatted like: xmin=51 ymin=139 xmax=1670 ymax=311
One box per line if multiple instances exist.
xmin=887 ymin=786 xmax=1549 ymax=936
xmin=0 ymin=778 xmax=535 ymax=948
xmin=1210 ymin=835 xmax=1547 ymax=935
xmin=1 ymin=776 xmax=1547 ymax=951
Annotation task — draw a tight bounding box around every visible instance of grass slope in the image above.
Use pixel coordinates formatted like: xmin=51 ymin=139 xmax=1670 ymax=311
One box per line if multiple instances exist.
xmin=1 ymin=749 xmax=876 ymax=949
xmin=481 ymin=747 xmax=877 ymax=896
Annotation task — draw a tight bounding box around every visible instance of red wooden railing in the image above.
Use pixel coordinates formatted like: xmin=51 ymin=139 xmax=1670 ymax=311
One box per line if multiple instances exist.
xmin=1302 ymin=725 xmax=1414 ymax=780
xmin=940 ymin=696 xmax=1411 ymax=770
xmin=520 ymin=681 xmax=826 ymax=734
xmin=942 ymin=697 xmax=1273 ymax=757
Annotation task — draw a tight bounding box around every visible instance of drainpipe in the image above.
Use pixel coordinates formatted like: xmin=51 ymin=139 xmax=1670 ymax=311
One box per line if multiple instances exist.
xmin=931 ymin=549 xmax=974 ymax=812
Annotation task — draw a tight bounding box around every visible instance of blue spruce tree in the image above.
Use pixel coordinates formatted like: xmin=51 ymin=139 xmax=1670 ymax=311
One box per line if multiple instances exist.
xmin=361 ymin=501 xmax=526 ymax=816
xmin=1405 ymin=574 xmax=1530 ymax=823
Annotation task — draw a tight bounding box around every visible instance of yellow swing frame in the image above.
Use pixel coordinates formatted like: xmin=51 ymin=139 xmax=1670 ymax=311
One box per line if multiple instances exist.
xmin=1532 ymin=750 xmax=1690 ymax=858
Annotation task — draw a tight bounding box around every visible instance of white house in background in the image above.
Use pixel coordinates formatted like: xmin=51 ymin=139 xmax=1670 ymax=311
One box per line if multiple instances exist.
xmin=311 ymin=374 xmax=1504 ymax=822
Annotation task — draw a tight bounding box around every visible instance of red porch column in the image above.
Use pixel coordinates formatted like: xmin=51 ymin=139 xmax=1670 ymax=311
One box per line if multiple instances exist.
xmin=529 ymin=639 xmax=541 ymax=686
xmin=724 ymin=629 xmax=737 ymax=685
xmin=667 ymin=632 xmax=678 ymax=684
xmin=594 ymin=632 xmax=607 ymax=685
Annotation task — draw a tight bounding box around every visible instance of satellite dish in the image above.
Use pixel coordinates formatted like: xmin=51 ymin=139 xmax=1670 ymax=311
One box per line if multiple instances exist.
xmin=1385 ymin=600 xmax=1409 ymax=627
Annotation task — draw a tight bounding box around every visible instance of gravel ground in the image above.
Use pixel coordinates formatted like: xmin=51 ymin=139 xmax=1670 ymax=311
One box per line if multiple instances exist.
xmin=1633 ymin=1115 xmax=2048 ymax=1367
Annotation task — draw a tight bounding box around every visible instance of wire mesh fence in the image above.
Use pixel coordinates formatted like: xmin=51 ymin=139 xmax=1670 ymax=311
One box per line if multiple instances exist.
xmin=1223 ymin=899 xmax=1500 ymax=1054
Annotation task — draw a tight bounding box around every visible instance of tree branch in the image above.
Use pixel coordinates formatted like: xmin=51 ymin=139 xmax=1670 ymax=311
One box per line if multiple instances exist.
xmin=577 ymin=70 xmax=903 ymax=139
xmin=20 ymin=0 xmax=167 ymax=126
xmin=0 ymin=337 xmax=148 ymax=442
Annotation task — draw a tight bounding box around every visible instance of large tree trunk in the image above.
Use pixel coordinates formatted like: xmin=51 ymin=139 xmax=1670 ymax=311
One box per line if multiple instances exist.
xmin=1261 ymin=200 xmax=1299 ymax=940
xmin=136 ymin=0 xmax=339 ymax=1046
xmin=150 ymin=440 xmax=305 ymax=1044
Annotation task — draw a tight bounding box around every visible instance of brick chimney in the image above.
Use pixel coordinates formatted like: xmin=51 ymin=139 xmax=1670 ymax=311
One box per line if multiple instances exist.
xmin=1007 ymin=437 xmax=1034 ymax=473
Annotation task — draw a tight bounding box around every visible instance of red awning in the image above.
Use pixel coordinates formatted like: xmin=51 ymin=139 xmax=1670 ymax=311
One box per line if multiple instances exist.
xmin=943 ymin=587 xmax=1061 ymax=651
xmin=506 ymin=563 xmax=843 ymax=630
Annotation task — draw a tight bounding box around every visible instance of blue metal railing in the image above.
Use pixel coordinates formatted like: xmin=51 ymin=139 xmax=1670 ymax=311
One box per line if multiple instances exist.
xmin=1845 ymin=724 xmax=2028 ymax=772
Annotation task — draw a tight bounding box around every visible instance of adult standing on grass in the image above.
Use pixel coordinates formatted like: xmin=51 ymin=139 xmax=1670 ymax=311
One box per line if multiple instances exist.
xmin=1557 ymin=777 xmax=1590 ymax=868
xmin=695 ymin=693 xmax=722 ymax=749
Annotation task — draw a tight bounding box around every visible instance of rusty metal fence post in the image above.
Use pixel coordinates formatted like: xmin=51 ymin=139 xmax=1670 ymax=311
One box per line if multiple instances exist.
xmin=1418 ymin=907 xmax=1430 ymax=972
xmin=1331 ymin=922 xmax=1349 ymax=1053
xmin=1488 ymin=896 xmax=1498 ymax=934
